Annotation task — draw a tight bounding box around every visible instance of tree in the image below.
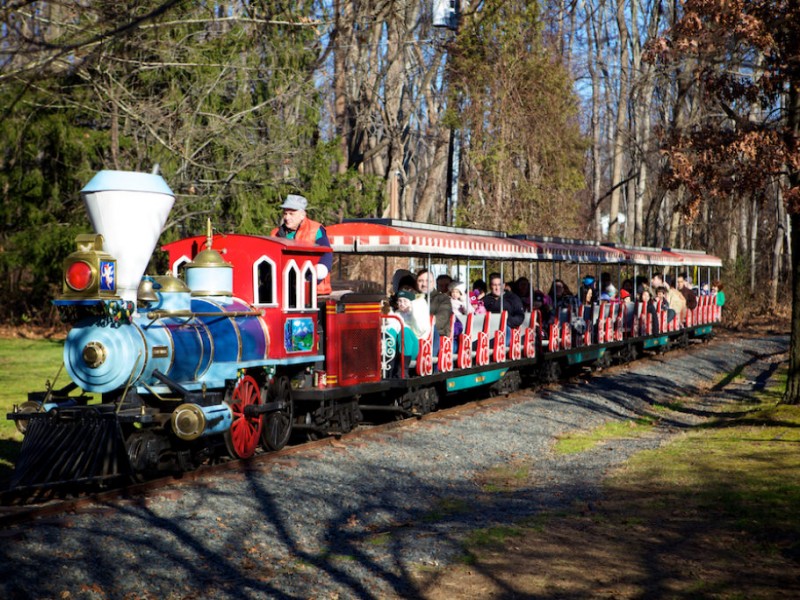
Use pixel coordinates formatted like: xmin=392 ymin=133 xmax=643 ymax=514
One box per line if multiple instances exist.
xmin=447 ymin=0 xmax=586 ymax=235
xmin=652 ymin=0 xmax=800 ymax=403
xmin=0 ymin=1 xmax=386 ymax=322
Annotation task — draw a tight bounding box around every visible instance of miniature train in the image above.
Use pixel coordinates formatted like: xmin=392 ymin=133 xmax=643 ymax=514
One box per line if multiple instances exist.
xmin=6 ymin=170 xmax=722 ymax=495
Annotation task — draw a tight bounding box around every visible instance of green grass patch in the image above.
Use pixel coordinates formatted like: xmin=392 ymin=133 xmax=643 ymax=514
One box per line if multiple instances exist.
xmin=0 ymin=337 xmax=70 ymax=479
xmin=606 ymin=399 xmax=800 ymax=559
xmin=554 ymin=416 xmax=655 ymax=454
xmin=651 ymin=399 xmax=684 ymax=412
xmin=465 ymin=525 xmax=524 ymax=550
xmin=0 ymin=337 xmax=67 ymax=441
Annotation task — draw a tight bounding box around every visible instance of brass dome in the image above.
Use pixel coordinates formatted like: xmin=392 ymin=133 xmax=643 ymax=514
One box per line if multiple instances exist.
xmin=152 ymin=274 xmax=190 ymax=293
xmin=187 ymin=249 xmax=230 ymax=269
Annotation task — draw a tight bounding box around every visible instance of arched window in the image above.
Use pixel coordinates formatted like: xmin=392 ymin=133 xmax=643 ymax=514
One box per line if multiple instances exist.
xmin=172 ymin=256 xmax=191 ymax=278
xmin=284 ymin=260 xmax=300 ymax=310
xmin=301 ymin=261 xmax=316 ymax=309
xmin=253 ymin=256 xmax=277 ymax=306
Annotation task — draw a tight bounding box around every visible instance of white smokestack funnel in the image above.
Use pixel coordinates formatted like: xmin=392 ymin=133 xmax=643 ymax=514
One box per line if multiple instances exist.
xmin=80 ymin=170 xmax=175 ymax=302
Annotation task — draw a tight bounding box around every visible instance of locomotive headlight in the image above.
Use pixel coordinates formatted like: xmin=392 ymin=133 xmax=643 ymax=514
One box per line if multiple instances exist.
xmin=82 ymin=341 xmax=107 ymax=369
xmin=65 ymin=260 xmax=95 ymax=292
xmin=172 ymin=403 xmax=206 ymax=441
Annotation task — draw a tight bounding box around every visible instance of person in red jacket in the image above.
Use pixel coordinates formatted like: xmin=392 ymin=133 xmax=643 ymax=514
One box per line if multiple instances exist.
xmin=272 ymin=194 xmax=332 ymax=295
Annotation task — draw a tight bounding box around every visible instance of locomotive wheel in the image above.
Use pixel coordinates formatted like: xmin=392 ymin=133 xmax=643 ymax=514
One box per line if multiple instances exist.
xmin=225 ymin=375 xmax=264 ymax=459
xmin=126 ymin=430 xmax=172 ymax=482
xmin=261 ymin=376 xmax=294 ymax=451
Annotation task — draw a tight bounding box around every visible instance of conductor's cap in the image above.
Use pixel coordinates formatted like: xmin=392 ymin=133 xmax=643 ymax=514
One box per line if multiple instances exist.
xmin=280 ymin=194 xmax=308 ymax=211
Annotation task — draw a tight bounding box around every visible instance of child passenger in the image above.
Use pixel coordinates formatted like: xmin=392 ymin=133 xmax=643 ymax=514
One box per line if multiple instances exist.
xmin=448 ymin=281 xmax=470 ymax=340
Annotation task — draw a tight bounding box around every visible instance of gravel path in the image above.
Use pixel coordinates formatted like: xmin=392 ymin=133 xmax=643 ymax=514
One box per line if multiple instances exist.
xmin=0 ymin=334 xmax=788 ymax=600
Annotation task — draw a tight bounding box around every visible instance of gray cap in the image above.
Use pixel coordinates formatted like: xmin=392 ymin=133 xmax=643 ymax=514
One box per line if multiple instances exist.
xmin=280 ymin=194 xmax=308 ymax=211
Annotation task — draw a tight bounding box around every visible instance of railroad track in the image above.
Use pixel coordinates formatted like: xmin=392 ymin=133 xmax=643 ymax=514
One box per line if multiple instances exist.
xmin=0 ymin=335 xmax=720 ymax=528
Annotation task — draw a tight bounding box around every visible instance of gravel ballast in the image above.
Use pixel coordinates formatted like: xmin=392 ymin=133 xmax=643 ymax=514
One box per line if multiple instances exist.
xmin=0 ymin=334 xmax=788 ymax=599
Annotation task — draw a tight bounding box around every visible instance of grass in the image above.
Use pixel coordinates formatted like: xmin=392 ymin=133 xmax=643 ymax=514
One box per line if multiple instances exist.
xmin=0 ymin=337 xmax=68 ymax=477
xmin=434 ymin=363 xmax=800 ymax=599
xmin=0 ymin=337 xmax=67 ymax=439
xmin=465 ymin=525 xmax=524 ymax=549
xmin=554 ymin=416 xmax=655 ymax=454
xmin=610 ymin=401 xmax=800 ymax=537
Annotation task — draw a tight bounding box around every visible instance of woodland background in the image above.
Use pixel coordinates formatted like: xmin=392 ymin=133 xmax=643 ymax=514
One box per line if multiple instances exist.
xmin=0 ymin=0 xmax=794 ymax=326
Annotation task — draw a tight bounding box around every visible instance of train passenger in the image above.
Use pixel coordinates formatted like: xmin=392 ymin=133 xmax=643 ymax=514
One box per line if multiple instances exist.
xmin=620 ymin=278 xmax=633 ymax=301
xmin=417 ymin=269 xmax=453 ymax=337
xmin=712 ymin=280 xmax=725 ymax=306
xmin=483 ymin=272 xmax=525 ymax=329
xmin=600 ymin=271 xmax=612 ymax=291
xmin=655 ymin=286 xmax=677 ymax=324
xmin=514 ymin=277 xmax=532 ymax=311
xmin=600 ymin=283 xmax=617 ymax=302
xmin=470 ymin=279 xmax=488 ymax=314
xmin=449 ymin=281 xmax=471 ymax=317
xmin=547 ymin=279 xmax=573 ymax=309
xmin=395 ymin=289 xmax=431 ymax=340
xmin=448 ymin=281 xmax=470 ymax=348
xmin=436 ymin=273 xmax=453 ymax=294
xmin=652 ymin=273 xmax=685 ymax=325
xmin=579 ymin=276 xmax=596 ymax=306
xmin=677 ymin=273 xmax=698 ymax=312
xmin=635 ymin=275 xmax=650 ymax=295
xmin=383 ymin=293 xmax=420 ymax=378
xmin=532 ymin=289 xmax=550 ymax=323
xmin=391 ymin=268 xmax=413 ymax=295
xmin=272 ymin=194 xmax=332 ymax=294
xmin=639 ymin=288 xmax=659 ymax=335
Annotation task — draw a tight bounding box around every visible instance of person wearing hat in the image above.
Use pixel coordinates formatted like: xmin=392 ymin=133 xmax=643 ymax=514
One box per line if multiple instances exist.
xmin=600 ymin=283 xmax=617 ymax=302
xmin=580 ymin=275 xmax=596 ymax=306
xmin=395 ymin=288 xmax=431 ymax=339
xmin=272 ymin=194 xmax=332 ymax=295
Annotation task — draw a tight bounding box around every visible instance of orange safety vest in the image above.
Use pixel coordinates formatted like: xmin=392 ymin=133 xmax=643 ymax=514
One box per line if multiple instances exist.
xmin=272 ymin=218 xmax=332 ymax=295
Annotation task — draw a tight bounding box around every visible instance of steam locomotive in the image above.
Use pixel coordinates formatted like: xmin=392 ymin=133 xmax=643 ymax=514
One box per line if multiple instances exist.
xmin=6 ymin=170 xmax=722 ymax=496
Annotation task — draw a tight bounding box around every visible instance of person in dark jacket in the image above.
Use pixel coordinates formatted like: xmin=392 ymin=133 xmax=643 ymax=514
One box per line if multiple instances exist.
xmin=482 ymin=273 xmax=525 ymax=329
xmin=677 ymin=273 xmax=698 ymax=311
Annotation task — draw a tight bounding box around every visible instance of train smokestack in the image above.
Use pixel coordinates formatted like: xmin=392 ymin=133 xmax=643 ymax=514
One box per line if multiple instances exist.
xmin=80 ymin=170 xmax=175 ymax=302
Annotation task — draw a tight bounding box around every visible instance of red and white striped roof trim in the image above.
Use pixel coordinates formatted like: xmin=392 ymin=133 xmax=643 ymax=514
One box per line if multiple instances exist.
xmin=327 ymin=221 xmax=540 ymax=260
xmin=326 ymin=220 xmax=722 ymax=267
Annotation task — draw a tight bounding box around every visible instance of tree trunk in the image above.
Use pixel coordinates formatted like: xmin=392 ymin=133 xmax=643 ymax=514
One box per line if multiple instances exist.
xmin=750 ymin=196 xmax=758 ymax=293
xmin=771 ymin=184 xmax=785 ymax=307
xmin=332 ymin=0 xmax=351 ymax=174
xmin=608 ymin=0 xmax=629 ymax=241
xmin=784 ymin=213 xmax=800 ymax=404
xmin=782 ymin=65 xmax=800 ymax=404
xmin=586 ymin=5 xmax=603 ymax=241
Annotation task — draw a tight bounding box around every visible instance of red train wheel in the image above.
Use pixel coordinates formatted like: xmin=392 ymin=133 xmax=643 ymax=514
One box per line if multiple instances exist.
xmin=225 ymin=375 xmax=263 ymax=459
